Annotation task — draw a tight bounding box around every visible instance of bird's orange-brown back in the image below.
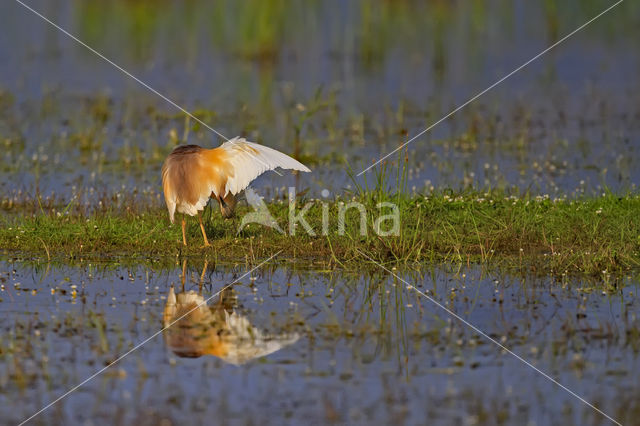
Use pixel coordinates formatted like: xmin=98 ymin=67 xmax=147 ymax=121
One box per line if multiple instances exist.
xmin=162 ymin=145 xmax=234 ymax=220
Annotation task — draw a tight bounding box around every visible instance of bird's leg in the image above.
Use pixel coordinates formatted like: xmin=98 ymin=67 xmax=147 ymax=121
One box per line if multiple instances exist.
xmin=198 ymin=211 xmax=211 ymax=248
xmin=181 ymin=216 xmax=187 ymax=246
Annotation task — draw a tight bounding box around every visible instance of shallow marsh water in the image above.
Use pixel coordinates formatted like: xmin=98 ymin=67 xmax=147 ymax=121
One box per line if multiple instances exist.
xmin=1 ymin=0 xmax=640 ymax=199
xmin=1 ymin=258 xmax=639 ymax=425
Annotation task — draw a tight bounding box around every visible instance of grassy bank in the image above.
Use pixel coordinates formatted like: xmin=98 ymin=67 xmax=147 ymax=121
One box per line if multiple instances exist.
xmin=1 ymin=189 xmax=639 ymax=276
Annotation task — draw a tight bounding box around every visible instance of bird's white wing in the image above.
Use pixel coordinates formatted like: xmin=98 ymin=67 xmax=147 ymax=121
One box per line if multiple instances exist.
xmin=220 ymin=137 xmax=311 ymax=196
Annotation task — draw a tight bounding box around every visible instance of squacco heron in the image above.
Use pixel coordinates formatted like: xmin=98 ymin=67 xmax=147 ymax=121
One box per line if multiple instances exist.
xmin=162 ymin=137 xmax=310 ymax=246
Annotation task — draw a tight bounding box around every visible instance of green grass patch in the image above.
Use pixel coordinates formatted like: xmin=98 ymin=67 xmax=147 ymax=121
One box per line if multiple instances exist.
xmin=1 ymin=189 xmax=639 ymax=276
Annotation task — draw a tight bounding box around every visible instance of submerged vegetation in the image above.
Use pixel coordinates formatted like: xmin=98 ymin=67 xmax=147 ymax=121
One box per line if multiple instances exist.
xmin=3 ymin=261 xmax=639 ymax=424
xmin=1 ymin=184 xmax=638 ymax=277
xmin=72 ymin=0 xmax=640 ymax=64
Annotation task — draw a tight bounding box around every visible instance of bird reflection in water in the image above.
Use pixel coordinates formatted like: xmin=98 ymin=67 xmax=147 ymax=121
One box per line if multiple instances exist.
xmin=163 ymin=261 xmax=299 ymax=365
